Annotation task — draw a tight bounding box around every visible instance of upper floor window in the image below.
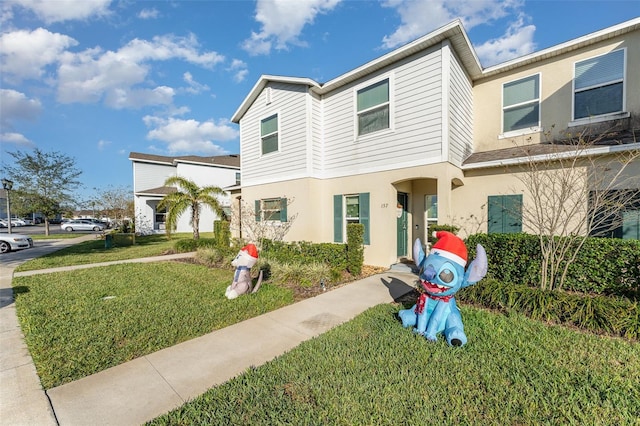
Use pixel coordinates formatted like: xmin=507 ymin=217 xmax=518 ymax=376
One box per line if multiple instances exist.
xmin=503 ymin=74 xmax=540 ymax=134
xmin=357 ymin=79 xmax=389 ymax=136
xmin=574 ymin=49 xmax=625 ymax=120
xmin=235 ymin=172 xmax=241 ymax=186
xmin=261 ymin=114 xmax=278 ymax=155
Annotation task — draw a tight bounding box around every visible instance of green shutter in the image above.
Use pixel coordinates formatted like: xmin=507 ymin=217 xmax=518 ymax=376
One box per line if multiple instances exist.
xmin=622 ymin=210 xmax=640 ymax=240
xmin=503 ymin=195 xmax=523 ymax=233
xmin=487 ymin=196 xmax=502 ymax=234
xmin=488 ymin=195 xmax=522 ymax=234
xmin=255 ymin=200 xmax=261 ymax=222
xmin=359 ymin=192 xmax=370 ymax=245
xmin=333 ymin=195 xmax=343 ymax=243
xmin=280 ymin=198 xmax=288 ymax=222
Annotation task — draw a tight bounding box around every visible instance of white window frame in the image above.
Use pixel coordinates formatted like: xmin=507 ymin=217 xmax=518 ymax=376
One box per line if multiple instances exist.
xmin=344 ymin=194 xmax=361 ymax=238
xmin=260 ymin=112 xmax=279 ymax=155
xmin=354 ymin=74 xmax=394 ymax=140
xmin=259 ymin=198 xmax=283 ymax=222
xmin=571 ymin=48 xmax=627 ymax=126
xmin=500 ymin=73 xmax=541 ymax=138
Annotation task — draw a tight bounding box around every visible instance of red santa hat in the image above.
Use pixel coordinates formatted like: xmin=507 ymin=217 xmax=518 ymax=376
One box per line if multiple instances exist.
xmin=429 ymin=231 xmax=467 ymax=267
xmin=242 ymin=244 xmax=258 ymax=259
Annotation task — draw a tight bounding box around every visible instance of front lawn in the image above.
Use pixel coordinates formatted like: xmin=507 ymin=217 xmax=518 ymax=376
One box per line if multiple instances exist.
xmin=149 ymin=304 xmax=640 ymax=425
xmin=15 ymin=234 xmax=186 ymax=272
xmin=13 ymin=262 xmax=294 ymax=389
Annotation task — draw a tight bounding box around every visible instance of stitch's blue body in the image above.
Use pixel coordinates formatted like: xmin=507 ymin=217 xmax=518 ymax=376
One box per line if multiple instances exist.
xmin=398 ymin=233 xmax=487 ymax=347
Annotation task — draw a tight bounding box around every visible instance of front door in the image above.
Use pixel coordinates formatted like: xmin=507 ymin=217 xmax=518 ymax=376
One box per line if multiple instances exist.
xmin=396 ymin=192 xmax=408 ymax=257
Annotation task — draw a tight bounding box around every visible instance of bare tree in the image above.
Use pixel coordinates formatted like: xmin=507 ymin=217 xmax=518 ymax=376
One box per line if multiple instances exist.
xmin=88 ymin=185 xmax=134 ymax=225
xmin=230 ymin=198 xmax=298 ymax=251
xmin=511 ymin=126 xmax=640 ymax=291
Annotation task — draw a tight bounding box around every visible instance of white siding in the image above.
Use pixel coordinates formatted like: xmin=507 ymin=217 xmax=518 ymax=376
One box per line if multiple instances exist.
xmin=133 ymin=162 xmax=174 ymax=192
xmin=311 ymin=91 xmax=323 ymax=175
xmin=241 ymin=82 xmax=310 ymax=186
xmin=448 ymin=49 xmax=474 ymax=165
xmin=322 ymin=45 xmax=444 ymax=177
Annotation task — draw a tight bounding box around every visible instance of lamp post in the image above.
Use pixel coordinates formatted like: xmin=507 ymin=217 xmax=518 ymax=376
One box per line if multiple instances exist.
xmin=2 ymin=178 xmax=14 ymax=234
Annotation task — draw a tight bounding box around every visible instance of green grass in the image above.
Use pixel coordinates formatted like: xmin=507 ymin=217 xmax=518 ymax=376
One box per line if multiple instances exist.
xmin=30 ymin=233 xmax=87 ymax=240
xmin=15 ymin=234 xmax=180 ymax=272
xmin=13 ymin=262 xmax=294 ymax=389
xmin=149 ymin=304 xmax=640 ymax=425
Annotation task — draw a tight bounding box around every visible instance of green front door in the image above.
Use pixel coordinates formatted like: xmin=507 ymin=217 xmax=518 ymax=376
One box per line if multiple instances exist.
xmin=397 ymin=192 xmax=408 ymax=257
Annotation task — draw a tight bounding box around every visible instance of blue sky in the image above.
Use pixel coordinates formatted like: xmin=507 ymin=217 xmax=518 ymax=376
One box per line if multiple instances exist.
xmin=1 ymin=0 xmax=638 ymax=204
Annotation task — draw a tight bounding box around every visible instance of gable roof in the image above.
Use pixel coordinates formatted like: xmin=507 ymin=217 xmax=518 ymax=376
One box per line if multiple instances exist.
xmin=232 ymin=17 xmax=640 ymax=123
xmin=129 ymin=152 xmax=240 ymax=168
xmin=232 ymin=19 xmax=481 ymax=123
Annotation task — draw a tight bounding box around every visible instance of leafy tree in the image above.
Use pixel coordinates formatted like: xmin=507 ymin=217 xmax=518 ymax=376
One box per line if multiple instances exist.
xmin=4 ymin=149 xmax=82 ymax=235
xmin=87 ymin=185 xmax=134 ymax=224
xmin=158 ymin=176 xmax=226 ymax=240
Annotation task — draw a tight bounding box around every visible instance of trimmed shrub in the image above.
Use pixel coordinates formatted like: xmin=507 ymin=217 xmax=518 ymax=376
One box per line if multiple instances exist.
xmin=465 ymin=233 xmax=640 ymax=298
xmin=346 ymin=223 xmax=364 ymax=276
xmin=173 ymin=238 xmax=218 ymax=253
xmin=427 ymin=224 xmax=460 ymax=246
xmin=458 ymin=279 xmax=639 ymax=339
xmin=213 ymin=220 xmax=231 ymax=248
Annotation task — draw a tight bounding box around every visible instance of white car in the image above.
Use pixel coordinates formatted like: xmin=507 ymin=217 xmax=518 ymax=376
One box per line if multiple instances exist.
xmin=0 ymin=234 xmax=34 ymax=253
xmin=60 ymin=219 xmax=105 ymax=232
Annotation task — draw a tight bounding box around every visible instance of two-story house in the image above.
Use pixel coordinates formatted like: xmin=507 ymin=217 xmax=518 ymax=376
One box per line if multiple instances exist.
xmin=231 ymin=18 xmax=640 ymax=268
xmin=129 ymin=152 xmax=240 ymax=234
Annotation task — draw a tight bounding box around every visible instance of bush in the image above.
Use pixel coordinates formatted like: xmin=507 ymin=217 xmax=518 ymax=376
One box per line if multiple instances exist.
xmin=213 ymin=220 xmax=230 ymax=248
xmin=346 ymin=223 xmax=364 ymax=275
xmin=458 ymin=279 xmax=639 ymax=339
xmin=268 ymin=261 xmax=331 ymax=288
xmin=260 ymin=239 xmax=348 ymax=272
xmin=465 ymin=233 xmax=640 ymax=298
xmin=427 ymin=224 xmax=460 ymax=246
xmin=194 ymin=248 xmax=227 ymax=268
xmin=173 ymin=238 xmax=218 ymax=253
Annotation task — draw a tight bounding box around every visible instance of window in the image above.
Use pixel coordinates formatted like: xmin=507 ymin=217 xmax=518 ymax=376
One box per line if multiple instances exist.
xmin=488 ymin=195 xmax=522 ymax=234
xmin=503 ymin=74 xmax=540 ymax=133
xmin=622 ymin=210 xmax=640 ymax=240
xmin=261 ymin=114 xmax=278 ymax=154
xmin=333 ymin=193 xmax=370 ymax=244
xmin=235 ymin=172 xmax=241 ymax=186
xmin=255 ymin=198 xmax=287 ymax=222
xmin=425 ymin=194 xmax=438 ymax=234
xmin=357 ymin=79 xmax=389 ymax=136
xmin=574 ymin=49 xmax=624 ymax=120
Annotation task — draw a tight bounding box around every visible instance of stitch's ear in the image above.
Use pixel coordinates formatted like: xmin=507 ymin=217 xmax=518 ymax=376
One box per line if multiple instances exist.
xmin=413 ymin=238 xmax=426 ymax=267
xmin=463 ymin=244 xmax=488 ymax=286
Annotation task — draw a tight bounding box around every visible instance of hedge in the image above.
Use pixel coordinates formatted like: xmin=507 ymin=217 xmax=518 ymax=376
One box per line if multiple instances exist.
xmin=466 ymin=233 xmax=640 ymax=298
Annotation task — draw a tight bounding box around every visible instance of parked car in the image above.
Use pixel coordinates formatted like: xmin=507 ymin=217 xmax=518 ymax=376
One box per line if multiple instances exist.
xmin=60 ymin=219 xmax=105 ymax=232
xmin=0 ymin=220 xmax=7 ymax=228
xmin=3 ymin=218 xmax=24 ymax=227
xmin=21 ymin=218 xmax=34 ymax=225
xmin=0 ymin=233 xmax=34 ymax=253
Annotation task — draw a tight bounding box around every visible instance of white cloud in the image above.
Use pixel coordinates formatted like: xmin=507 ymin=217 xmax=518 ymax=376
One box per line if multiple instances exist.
xmin=97 ymin=139 xmax=111 ymax=150
xmin=56 ymin=34 xmax=224 ymax=107
xmin=380 ymin=0 xmax=536 ymax=67
xmin=474 ymin=17 xmax=536 ymax=67
xmin=0 ymin=89 xmax=42 ymax=127
xmin=0 ymin=132 xmax=35 ymax=147
xmin=242 ymin=0 xmax=342 ymax=55
xmin=0 ymin=28 xmax=77 ymax=83
xmin=5 ymin=0 xmax=112 ymax=24
xmin=138 ymin=8 xmax=159 ymax=20
xmin=144 ymin=116 xmax=239 ymax=155
xmin=228 ymin=59 xmax=249 ymax=83
xmin=183 ymin=72 xmax=210 ymax=94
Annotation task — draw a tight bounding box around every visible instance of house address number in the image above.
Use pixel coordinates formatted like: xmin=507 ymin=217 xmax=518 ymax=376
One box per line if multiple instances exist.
xmin=381 ymin=203 xmax=388 ymax=208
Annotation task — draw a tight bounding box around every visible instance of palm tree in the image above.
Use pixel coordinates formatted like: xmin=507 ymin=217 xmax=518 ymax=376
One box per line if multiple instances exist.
xmin=158 ymin=176 xmax=226 ymax=240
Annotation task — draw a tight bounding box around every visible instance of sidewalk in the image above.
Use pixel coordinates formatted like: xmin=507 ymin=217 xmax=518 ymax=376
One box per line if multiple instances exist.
xmin=1 ymin=236 xmax=417 ymax=425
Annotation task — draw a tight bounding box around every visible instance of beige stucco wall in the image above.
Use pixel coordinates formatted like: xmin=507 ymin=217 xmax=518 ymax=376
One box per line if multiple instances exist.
xmin=473 ymin=31 xmax=640 ymax=153
xmin=237 ymin=162 xmax=465 ymax=267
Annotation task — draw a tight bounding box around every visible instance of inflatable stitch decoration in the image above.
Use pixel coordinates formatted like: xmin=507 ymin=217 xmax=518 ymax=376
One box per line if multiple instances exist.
xmin=398 ymin=231 xmax=487 ymax=346
xmin=225 ymin=243 xmax=264 ymax=299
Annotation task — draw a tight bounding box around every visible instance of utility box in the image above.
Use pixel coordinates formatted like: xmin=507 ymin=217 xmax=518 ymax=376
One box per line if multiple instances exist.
xmin=105 ymin=234 xmax=113 ymax=249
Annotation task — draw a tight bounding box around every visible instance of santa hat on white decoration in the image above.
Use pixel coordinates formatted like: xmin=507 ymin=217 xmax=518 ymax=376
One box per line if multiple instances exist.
xmin=239 ymin=244 xmax=259 ymax=267
xmin=430 ymin=231 xmax=468 ymax=267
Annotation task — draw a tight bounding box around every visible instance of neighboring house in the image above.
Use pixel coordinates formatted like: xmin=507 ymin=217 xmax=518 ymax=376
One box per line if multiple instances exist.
xmin=231 ymin=17 xmax=640 ymax=268
xmin=129 ymin=152 xmax=241 ymax=234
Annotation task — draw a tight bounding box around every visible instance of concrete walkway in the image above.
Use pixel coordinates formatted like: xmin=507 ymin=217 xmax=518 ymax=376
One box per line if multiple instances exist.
xmin=1 ymin=235 xmax=417 ymax=425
